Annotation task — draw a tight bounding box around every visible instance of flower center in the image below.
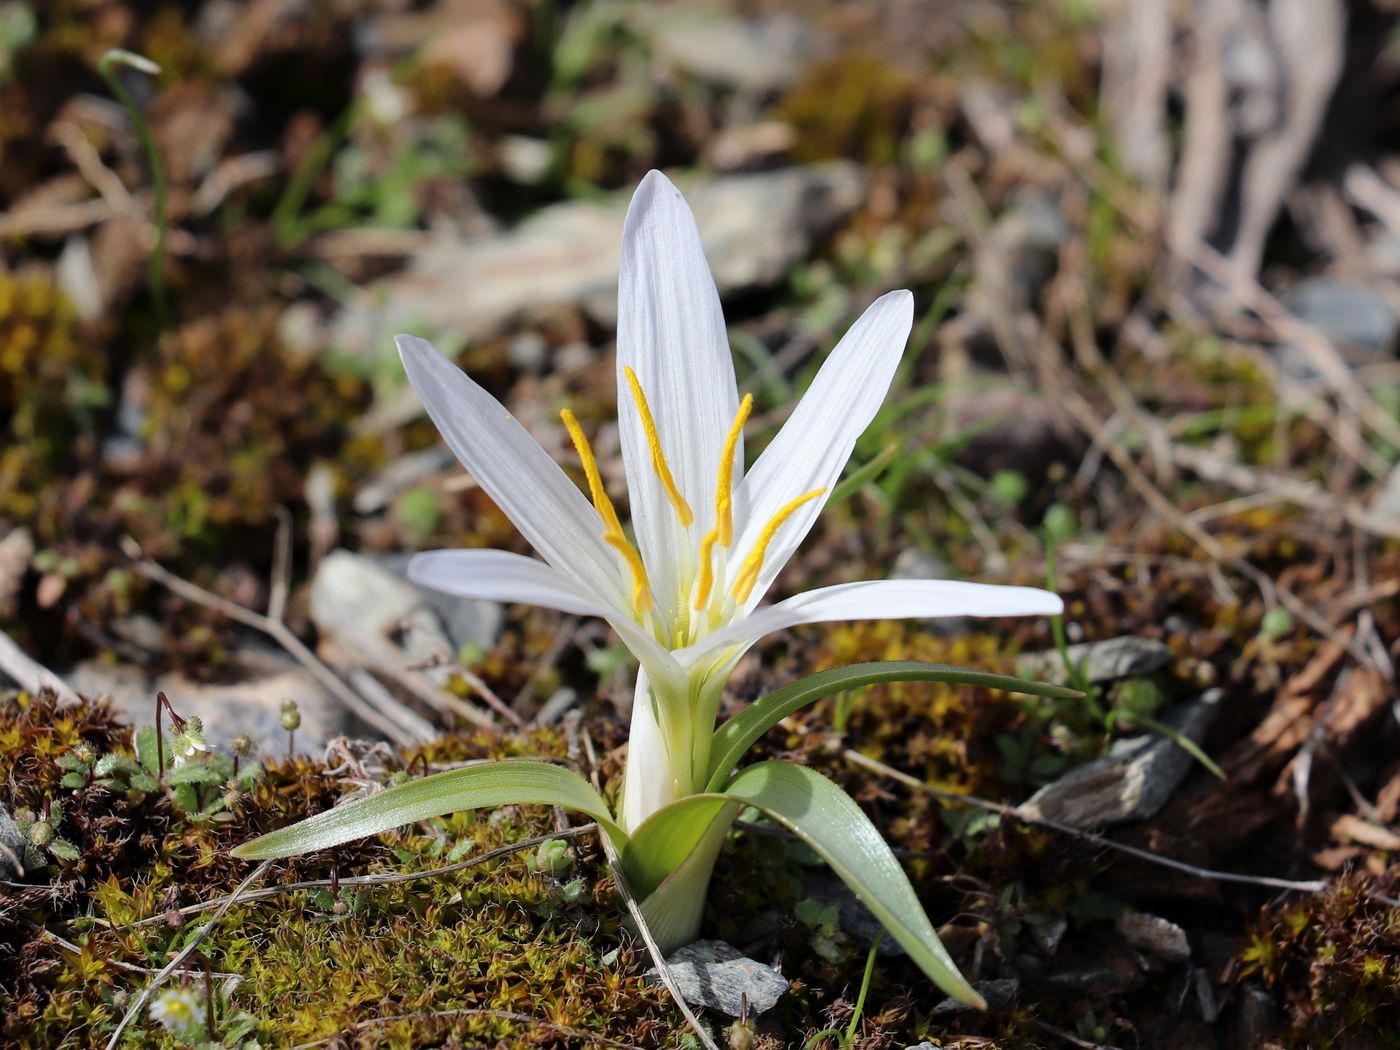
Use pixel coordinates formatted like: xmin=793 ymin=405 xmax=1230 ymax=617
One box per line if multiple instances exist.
xmin=562 ymin=379 xmax=824 ymax=637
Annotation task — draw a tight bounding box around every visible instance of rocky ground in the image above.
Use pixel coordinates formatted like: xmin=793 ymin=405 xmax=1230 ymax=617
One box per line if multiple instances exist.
xmin=2 ymin=1 xmax=1400 ymax=1047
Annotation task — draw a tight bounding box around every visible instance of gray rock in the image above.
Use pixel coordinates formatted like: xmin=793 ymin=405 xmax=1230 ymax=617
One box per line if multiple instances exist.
xmin=1017 ymin=635 xmax=1174 ymax=687
xmin=645 ymin=939 xmax=788 ymax=1017
xmin=1194 ymin=967 xmax=1222 ymax=1024
xmin=326 ymin=165 xmax=865 ymax=360
xmin=1029 ymin=914 xmax=1068 ymax=957
xmin=930 ymin=978 xmax=1019 ymax=1015
xmin=374 ymin=551 xmax=504 ymax=656
xmin=66 ymin=645 xmax=352 ymax=755
xmin=1117 ymin=911 xmax=1190 ymax=964
xmin=1017 ymin=689 xmax=1223 ymax=828
xmin=803 ymin=869 xmax=904 ymax=958
xmin=891 ymin=547 xmax=955 ymax=582
xmin=1282 ymin=277 xmax=1398 ymax=367
xmin=312 ymin=549 xmax=480 ymax=675
xmin=1235 ymin=983 xmax=1277 ymax=1048
xmin=639 ymin=6 xmax=818 ymax=94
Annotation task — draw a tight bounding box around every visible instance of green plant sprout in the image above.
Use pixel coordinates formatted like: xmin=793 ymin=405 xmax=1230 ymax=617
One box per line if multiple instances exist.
xmin=97 ymin=49 xmax=167 ymax=327
xmin=235 ymin=172 xmax=1071 ymax=1009
xmin=802 ymin=929 xmax=887 ymax=1050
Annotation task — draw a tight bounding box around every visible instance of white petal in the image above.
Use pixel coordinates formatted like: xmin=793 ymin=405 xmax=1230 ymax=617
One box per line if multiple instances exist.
xmin=397 ymin=335 xmax=626 ymax=608
xmin=620 ymin=667 xmax=682 ymax=833
xmin=683 ymin=578 xmax=1064 ymax=663
xmin=617 ymin=171 xmax=741 ymax=626
xmin=407 ymin=549 xmax=684 ymax=689
xmin=729 ymin=291 xmax=913 ymax=608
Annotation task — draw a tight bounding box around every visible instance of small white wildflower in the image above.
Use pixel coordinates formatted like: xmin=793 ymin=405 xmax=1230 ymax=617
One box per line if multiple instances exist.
xmin=171 ymin=716 xmax=208 ymax=764
xmin=149 ymin=985 xmax=203 ymax=1038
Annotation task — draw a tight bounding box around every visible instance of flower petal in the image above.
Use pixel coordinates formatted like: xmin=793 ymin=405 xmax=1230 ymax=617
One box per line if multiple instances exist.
xmin=407 ymin=549 xmax=684 ymax=689
xmin=683 ymin=578 xmax=1064 ymax=663
xmin=729 ymin=291 xmax=913 ymax=608
xmin=397 ymin=335 xmax=626 ymax=607
xmin=619 ymin=667 xmax=683 ymax=833
xmin=617 ymin=171 xmax=741 ymax=626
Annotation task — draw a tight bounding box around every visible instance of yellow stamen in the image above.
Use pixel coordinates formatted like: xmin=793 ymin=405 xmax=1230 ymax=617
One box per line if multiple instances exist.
xmin=561 ymin=409 xmax=651 ymax=614
xmin=692 ymin=528 xmax=720 ymax=610
xmin=691 ymin=393 xmax=753 ymax=611
xmin=623 ymin=366 xmax=694 ymax=527
xmin=714 ymin=394 xmax=752 ymax=547
xmin=729 ymin=489 xmax=824 ymax=604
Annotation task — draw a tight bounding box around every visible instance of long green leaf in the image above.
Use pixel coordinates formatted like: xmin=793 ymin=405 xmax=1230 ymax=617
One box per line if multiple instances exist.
xmin=622 ymin=796 xmax=736 ymax=899
xmin=630 ymin=800 xmax=741 ymax=953
xmin=723 ymin=761 xmax=986 ymax=1008
xmin=232 ymin=760 xmax=623 ymax=859
xmin=706 ymin=661 xmax=1081 ymax=791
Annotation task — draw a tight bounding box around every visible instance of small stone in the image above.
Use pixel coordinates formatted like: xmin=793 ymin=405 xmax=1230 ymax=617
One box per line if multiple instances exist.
xmin=1029 ymin=914 xmax=1069 ymax=957
xmin=1016 ymin=635 xmax=1174 ymax=686
xmin=1194 ymin=967 xmax=1222 ymax=1023
xmin=1117 ymin=911 xmax=1190 ymax=964
xmin=375 ymin=552 xmax=504 ymax=656
xmin=1235 ymin=983 xmax=1277 ymax=1048
xmin=645 ymin=939 xmax=788 ymax=1017
xmin=930 ymin=978 xmax=1019 ymax=1015
xmin=1016 ymin=690 xmax=1222 ymax=828
xmin=326 ymin=165 xmax=866 ymax=361
xmin=1282 ymin=276 xmax=1398 ymax=367
xmin=803 ymin=870 xmax=904 ymax=957
xmin=66 ymin=645 xmax=353 ymax=754
xmin=639 ymin=6 xmax=818 ymax=94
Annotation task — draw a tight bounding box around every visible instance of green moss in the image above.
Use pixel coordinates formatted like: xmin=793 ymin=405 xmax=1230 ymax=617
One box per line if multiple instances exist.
xmin=1239 ymin=873 xmax=1400 ymax=1046
xmin=1 ymin=691 xmax=680 ymax=1047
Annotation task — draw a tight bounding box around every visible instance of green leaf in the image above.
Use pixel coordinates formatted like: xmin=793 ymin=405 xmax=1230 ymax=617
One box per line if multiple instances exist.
xmin=722 ymin=761 xmax=986 ymax=1008
xmin=134 ymin=724 xmax=165 ymax=777
xmin=622 ymin=796 xmax=737 ymax=899
xmin=232 ymin=761 xmax=623 ymax=859
xmin=167 ymin=763 xmax=226 ymax=786
xmin=706 ymin=662 xmax=1082 ymax=790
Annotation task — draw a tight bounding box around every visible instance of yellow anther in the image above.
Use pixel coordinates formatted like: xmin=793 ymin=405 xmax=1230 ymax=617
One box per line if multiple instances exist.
xmin=561 ymin=409 xmax=652 ymax=615
xmin=714 ymin=394 xmax=752 ymax=547
xmin=692 ymin=528 xmax=720 ymax=610
xmin=623 ymin=366 xmax=694 ymax=527
xmin=729 ymin=489 xmax=824 ymax=604
xmin=691 ymin=394 xmax=753 ymax=612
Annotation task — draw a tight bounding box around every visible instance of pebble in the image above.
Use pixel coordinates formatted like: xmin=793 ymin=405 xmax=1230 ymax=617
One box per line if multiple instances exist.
xmin=1117 ymin=910 xmax=1190 ymax=964
xmin=1017 ymin=689 xmax=1223 ymax=827
xmin=1016 ymin=635 xmax=1174 ymax=686
xmin=326 ymin=165 xmax=866 ymax=360
xmin=645 ymin=939 xmax=789 ymax=1017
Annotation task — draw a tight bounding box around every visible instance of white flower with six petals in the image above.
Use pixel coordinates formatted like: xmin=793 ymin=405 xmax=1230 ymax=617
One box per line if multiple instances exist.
xmin=397 ymin=170 xmax=1062 ymax=833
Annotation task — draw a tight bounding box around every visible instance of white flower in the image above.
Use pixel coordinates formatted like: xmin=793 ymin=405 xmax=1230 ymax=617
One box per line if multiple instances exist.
xmin=398 ymin=170 xmax=1062 ymax=831
xmin=149 ymin=985 xmax=203 ymax=1038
